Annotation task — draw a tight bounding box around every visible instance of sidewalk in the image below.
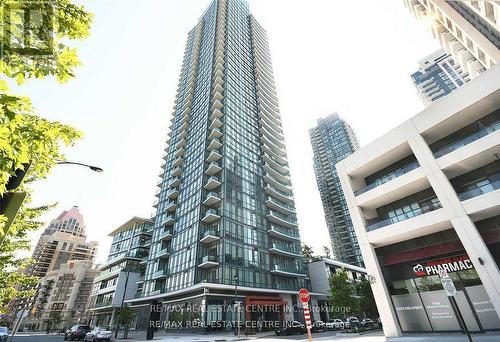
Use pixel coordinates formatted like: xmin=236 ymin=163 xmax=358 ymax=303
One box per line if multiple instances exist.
xmin=114 ymin=330 xmax=275 ymax=341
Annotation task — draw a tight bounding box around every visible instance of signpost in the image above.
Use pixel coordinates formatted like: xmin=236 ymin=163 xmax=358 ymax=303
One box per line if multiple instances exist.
xmin=298 ymin=288 xmax=312 ymax=342
xmin=438 ymin=270 xmax=472 ymax=342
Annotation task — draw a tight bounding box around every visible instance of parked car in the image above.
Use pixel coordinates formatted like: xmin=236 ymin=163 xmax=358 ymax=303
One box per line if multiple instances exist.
xmin=84 ymin=326 xmax=112 ymax=342
xmin=0 ymin=327 xmax=8 ymax=342
xmin=361 ymin=318 xmax=375 ymax=328
xmin=325 ymin=319 xmax=344 ymax=330
xmin=311 ymin=320 xmax=326 ymax=332
xmin=275 ymin=321 xmax=306 ymax=335
xmin=64 ymin=325 xmax=91 ymax=341
xmin=347 ymin=317 xmax=360 ymax=329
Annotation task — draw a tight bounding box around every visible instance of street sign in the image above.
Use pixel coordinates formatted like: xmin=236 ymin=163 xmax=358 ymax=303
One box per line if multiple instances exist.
xmin=438 ymin=271 xmax=457 ymax=297
xmin=298 ymin=289 xmax=313 ymax=342
xmin=298 ymin=288 xmax=310 ymax=303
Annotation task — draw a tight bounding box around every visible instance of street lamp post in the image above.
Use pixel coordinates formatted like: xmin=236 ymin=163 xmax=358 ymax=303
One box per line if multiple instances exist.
xmin=56 ymin=161 xmax=103 ymax=172
xmin=7 ymin=161 xmax=102 ymax=342
xmin=234 ymin=273 xmax=240 ymax=338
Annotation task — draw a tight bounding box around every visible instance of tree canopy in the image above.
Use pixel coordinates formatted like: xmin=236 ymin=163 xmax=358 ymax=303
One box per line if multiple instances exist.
xmin=0 ymin=0 xmax=92 ymax=314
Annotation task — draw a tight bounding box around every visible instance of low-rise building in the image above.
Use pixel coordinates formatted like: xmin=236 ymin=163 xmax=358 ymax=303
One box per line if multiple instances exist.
xmin=336 ymin=66 xmax=500 ymax=336
xmin=26 ymin=260 xmax=99 ymax=331
xmin=308 ymin=258 xmax=367 ymax=322
xmin=87 ymin=217 xmax=153 ymax=327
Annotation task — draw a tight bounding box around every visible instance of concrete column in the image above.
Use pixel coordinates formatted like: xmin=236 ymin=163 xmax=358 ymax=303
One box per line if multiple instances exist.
xmin=406 ymin=126 xmax=500 ymax=318
xmin=337 ymin=163 xmax=402 ymax=337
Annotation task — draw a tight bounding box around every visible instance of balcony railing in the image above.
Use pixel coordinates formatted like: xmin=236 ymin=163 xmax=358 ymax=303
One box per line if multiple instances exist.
xmin=433 ymin=120 xmax=500 ymax=158
xmin=198 ymin=255 xmax=219 ymax=268
xmin=271 ymin=264 xmax=306 ymax=276
xmin=366 ymin=199 xmax=442 ymax=231
xmin=270 ymin=242 xmax=301 ymax=256
xmin=200 ymin=229 xmax=220 ymax=244
xmin=457 ymin=179 xmax=500 ymax=201
xmin=355 ymin=161 xmax=420 ymax=196
xmin=268 ymin=224 xmax=300 ymax=240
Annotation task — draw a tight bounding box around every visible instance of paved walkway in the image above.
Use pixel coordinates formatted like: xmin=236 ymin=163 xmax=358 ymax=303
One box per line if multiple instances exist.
xmin=114 ymin=330 xmax=500 ymax=342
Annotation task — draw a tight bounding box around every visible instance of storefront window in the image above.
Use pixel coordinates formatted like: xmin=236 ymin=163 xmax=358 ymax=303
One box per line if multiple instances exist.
xmin=390 ymin=279 xmax=432 ymax=332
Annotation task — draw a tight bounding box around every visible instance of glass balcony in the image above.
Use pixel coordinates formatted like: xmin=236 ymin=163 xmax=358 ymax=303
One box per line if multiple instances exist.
xmin=355 ymin=161 xmax=420 ymax=196
xmin=157 ymin=247 xmax=171 ymax=259
xmin=93 ymin=299 xmax=113 ymax=308
xmin=264 ymin=185 xmax=294 ymax=203
xmin=265 ymin=197 xmax=295 ymax=215
xmin=162 ymin=214 xmax=175 ymax=227
xmin=366 ymin=197 xmax=442 ymax=231
xmin=152 ymin=269 xmax=169 ymax=279
xmin=202 ymin=209 xmax=220 ymax=223
xmin=207 ymin=138 xmax=222 ymax=151
xmin=266 ymin=210 xmax=297 ymax=228
xmin=269 ymin=242 xmax=301 ymax=257
xmin=207 ymin=149 xmax=222 ymax=162
xmin=164 ymin=200 xmax=177 ymax=212
xmin=432 ymin=111 xmax=499 ymax=158
xmin=209 ymin=118 xmax=223 ymax=130
xmin=208 ymin=127 xmax=223 ymax=140
xmin=204 ymin=176 xmax=221 ymax=190
xmin=268 ymin=224 xmax=300 ymax=242
xmin=198 ymin=255 xmax=219 ymax=268
xmin=200 ymin=229 xmax=220 ymax=244
xmin=203 ymin=191 xmax=221 ymax=206
xmin=271 ymin=264 xmax=306 ymax=277
xmin=168 ymin=177 xmax=180 ymax=188
xmin=457 ymin=178 xmax=500 ymax=201
xmin=173 ymin=156 xmax=183 ymax=167
xmin=158 ymin=228 xmax=172 ymax=241
xmin=172 ymin=166 xmax=181 ymax=177
xmin=167 ymin=188 xmax=179 ymax=199
xmin=206 ymin=162 xmax=222 ymax=175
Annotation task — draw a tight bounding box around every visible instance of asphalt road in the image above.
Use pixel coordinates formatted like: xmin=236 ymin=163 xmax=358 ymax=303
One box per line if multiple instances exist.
xmin=8 ymin=334 xmax=65 ymax=342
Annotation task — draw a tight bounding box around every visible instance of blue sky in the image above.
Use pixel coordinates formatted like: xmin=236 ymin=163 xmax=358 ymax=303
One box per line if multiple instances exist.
xmin=19 ymin=0 xmax=439 ymax=263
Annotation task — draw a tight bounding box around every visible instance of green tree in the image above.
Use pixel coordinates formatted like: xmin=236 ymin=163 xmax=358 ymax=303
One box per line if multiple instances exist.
xmin=0 ymin=85 xmax=81 ymax=312
xmin=322 ymin=246 xmax=331 ymax=259
xmin=301 ymin=243 xmax=315 ymax=262
xmin=0 ymin=0 xmax=92 ymax=315
xmin=355 ymin=277 xmax=378 ymax=318
xmin=328 ymin=268 xmax=356 ymax=318
xmin=115 ymin=306 xmax=135 ymax=339
xmin=0 ymin=0 xmax=93 ymax=84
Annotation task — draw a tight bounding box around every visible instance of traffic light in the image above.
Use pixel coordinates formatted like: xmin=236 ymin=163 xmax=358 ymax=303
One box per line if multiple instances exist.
xmin=0 ymin=163 xmax=30 ymax=236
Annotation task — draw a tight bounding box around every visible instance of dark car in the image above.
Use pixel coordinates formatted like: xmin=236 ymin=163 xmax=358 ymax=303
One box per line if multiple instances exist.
xmin=0 ymin=327 xmax=8 ymax=342
xmin=347 ymin=317 xmax=360 ymax=329
xmin=64 ymin=325 xmax=91 ymax=341
xmin=311 ymin=320 xmax=326 ymax=332
xmin=275 ymin=321 xmax=306 ymax=335
xmin=361 ymin=318 xmax=375 ymax=328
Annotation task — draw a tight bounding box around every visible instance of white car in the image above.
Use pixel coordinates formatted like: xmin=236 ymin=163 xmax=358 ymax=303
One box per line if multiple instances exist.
xmin=84 ymin=327 xmax=112 ymax=342
xmin=325 ymin=319 xmax=344 ymax=330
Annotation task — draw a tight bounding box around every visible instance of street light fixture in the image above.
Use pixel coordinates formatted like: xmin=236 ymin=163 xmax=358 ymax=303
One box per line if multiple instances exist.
xmin=56 ymin=161 xmax=103 ymax=173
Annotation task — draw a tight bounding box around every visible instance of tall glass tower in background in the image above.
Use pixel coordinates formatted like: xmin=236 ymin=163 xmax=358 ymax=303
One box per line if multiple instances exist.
xmin=411 ymin=49 xmax=469 ymax=106
xmin=129 ymin=0 xmax=308 ymax=330
xmin=310 ymin=114 xmax=363 ymax=267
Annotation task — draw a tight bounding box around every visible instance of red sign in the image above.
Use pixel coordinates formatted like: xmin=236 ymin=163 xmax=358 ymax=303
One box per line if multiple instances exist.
xmin=298 ymin=288 xmax=310 ymax=303
xmin=412 ymin=254 xmax=473 ymax=277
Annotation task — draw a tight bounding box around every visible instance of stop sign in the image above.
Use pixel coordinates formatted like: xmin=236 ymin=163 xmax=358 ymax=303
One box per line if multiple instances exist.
xmin=298 ymin=288 xmax=310 ymax=303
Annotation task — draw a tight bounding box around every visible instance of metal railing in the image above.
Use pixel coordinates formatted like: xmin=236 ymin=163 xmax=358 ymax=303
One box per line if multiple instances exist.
xmin=366 ymin=200 xmax=442 ymax=231
xmin=354 ymin=161 xmax=420 ymax=196
xmin=457 ymin=179 xmax=500 ymax=201
xmin=433 ymin=121 xmax=500 ymax=158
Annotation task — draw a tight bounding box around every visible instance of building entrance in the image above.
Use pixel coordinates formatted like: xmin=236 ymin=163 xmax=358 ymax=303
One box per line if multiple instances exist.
xmin=387 ymin=254 xmax=500 ymax=333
